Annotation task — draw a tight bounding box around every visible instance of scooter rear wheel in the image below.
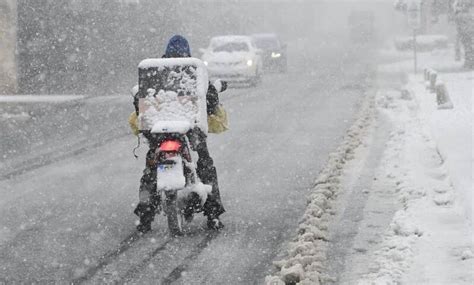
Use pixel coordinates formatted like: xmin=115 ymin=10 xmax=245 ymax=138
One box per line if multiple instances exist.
xmin=165 ymin=192 xmax=183 ymax=236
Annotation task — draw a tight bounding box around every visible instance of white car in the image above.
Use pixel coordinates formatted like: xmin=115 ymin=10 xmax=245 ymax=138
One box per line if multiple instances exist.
xmin=201 ymin=35 xmax=263 ymax=86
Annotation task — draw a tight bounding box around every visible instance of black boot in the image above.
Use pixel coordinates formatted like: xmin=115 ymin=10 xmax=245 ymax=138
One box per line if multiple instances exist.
xmin=183 ymin=192 xmax=202 ymax=223
xmin=134 ymin=203 xmax=155 ymax=233
xmin=137 ymin=221 xmax=152 ymax=233
xmin=203 ymin=190 xmax=225 ymax=231
xmin=207 ymin=217 xmax=224 ymax=230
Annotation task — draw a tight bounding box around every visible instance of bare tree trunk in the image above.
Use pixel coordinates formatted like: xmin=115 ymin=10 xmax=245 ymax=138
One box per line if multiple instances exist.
xmin=456 ymin=11 xmax=474 ymax=69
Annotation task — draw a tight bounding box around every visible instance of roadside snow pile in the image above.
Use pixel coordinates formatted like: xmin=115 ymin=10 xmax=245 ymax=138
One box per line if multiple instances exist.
xmin=265 ymin=91 xmax=375 ymax=285
xmin=0 ymin=111 xmax=30 ymax=121
xmin=0 ymin=95 xmax=85 ymax=103
xmin=357 ymin=81 xmax=473 ymax=284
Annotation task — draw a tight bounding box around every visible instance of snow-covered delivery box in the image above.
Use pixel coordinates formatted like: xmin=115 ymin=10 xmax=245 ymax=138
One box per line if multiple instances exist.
xmin=137 ymin=58 xmax=209 ymax=133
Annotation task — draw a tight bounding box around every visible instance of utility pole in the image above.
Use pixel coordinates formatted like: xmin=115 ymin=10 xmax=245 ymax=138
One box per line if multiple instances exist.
xmin=408 ymin=1 xmax=421 ymax=74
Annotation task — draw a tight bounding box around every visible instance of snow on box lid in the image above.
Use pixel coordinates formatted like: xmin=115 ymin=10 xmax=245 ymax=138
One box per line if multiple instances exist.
xmin=137 ymin=58 xmax=209 ymax=133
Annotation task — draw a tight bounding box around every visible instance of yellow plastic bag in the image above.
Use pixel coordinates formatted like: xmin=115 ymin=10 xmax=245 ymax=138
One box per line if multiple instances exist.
xmin=208 ymin=104 xmax=229 ymax=134
xmin=128 ymin=111 xmax=140 ymax=136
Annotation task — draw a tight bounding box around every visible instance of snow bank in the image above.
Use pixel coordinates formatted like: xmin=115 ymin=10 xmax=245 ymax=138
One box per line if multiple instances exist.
xmin=0 ymin=111 xmax=30 ymax=121
xmin=0 ymin=95 xmax=131 ymax=177
xmin=0 ymin=95 xmax=85 ymax=103
xmin=265 ymin=90 xmax=376 ymax=285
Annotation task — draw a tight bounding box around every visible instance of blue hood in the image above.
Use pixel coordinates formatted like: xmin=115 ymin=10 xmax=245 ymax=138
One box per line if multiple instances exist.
xmin=165 ymin=35 xmax=191 ymax=58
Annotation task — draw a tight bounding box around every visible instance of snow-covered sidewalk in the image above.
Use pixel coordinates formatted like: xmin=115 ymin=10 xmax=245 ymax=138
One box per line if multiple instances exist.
xmin=407 ymin=71 xmax=473 ymax=226
xmin=266 ymin=50 xmax=473 ymax=284
xmin=356 ymin=84 xmax=473 ymax=284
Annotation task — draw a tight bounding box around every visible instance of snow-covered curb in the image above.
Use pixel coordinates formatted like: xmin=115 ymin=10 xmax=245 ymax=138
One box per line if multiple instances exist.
xmin=265 ymin=91 xmax=375 ymax=285
xmin=0 ymin=95 xmax=131 ymax=179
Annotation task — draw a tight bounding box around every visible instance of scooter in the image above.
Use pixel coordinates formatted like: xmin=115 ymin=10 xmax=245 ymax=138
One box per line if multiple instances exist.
xmin=136 ymin=58 xmax=225 ymax=235
xmin=154 ymin=128 xmax=210 ymax=235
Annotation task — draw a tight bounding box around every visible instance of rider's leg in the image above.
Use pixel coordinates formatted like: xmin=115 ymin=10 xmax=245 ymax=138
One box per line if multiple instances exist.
xmin=195 ymin=138 xmax=225 ymax=222
xmin=134 ymin=147 xmax=160 ymax=232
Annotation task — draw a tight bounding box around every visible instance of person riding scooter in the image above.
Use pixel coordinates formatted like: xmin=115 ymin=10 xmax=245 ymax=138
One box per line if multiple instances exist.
xmin=130 ymin=35 xmax=225 ymax=233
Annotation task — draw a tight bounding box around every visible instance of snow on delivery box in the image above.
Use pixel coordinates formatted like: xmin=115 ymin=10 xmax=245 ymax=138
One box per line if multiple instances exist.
xmin=136 ymin=58 xmax=209 ymax=134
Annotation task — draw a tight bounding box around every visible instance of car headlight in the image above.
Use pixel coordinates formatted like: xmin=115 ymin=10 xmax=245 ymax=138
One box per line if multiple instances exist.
xmin=271 ymin=52 xmax=281 ymax=58
xmin=246 ymin=59 xmax=253 ymax=66
xmin=203 ymin=61 xmax=209 ymax=66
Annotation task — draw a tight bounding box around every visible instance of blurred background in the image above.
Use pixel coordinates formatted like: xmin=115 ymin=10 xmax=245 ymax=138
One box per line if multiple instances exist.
xmin=0 ymin=0 xmax=398 ymax=95
xmin=0 ymin=0 xmax=470 ymax=95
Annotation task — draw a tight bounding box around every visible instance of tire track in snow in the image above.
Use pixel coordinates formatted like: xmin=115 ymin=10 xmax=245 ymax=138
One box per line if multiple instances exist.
xmin=72 ymin=231 xmax=171 ymax=284
xmin=159 ymin=231 xmax=220 ymax=285
xmin=118 ymin=237 xmax=173 ymax=282
xmin=77 ymin=229 xmax=220 ymax=284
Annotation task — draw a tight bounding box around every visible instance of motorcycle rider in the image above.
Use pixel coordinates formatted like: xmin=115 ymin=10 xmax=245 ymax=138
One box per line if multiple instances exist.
xmin=131 ymin=35 xmax=225 ymax=233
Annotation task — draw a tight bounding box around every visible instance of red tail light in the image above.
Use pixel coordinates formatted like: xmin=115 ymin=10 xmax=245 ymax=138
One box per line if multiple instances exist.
xmin=159 ymin=140 xmax=182 ymax=152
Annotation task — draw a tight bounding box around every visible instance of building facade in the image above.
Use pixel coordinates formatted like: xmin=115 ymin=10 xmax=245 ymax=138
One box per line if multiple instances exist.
xmin=0 ymin=0 xmax=17 ymax=94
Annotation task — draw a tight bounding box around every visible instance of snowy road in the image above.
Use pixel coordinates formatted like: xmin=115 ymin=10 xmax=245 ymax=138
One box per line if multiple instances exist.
xmin=0 ymin=44 xmax=374 ymax=284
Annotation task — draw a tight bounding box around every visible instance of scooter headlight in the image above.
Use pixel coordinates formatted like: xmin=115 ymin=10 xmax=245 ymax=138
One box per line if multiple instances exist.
xmin=246 ymin=59 xmax=253 ymax=66
xmin=271 ymin=52 xmax=281 ymax=58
